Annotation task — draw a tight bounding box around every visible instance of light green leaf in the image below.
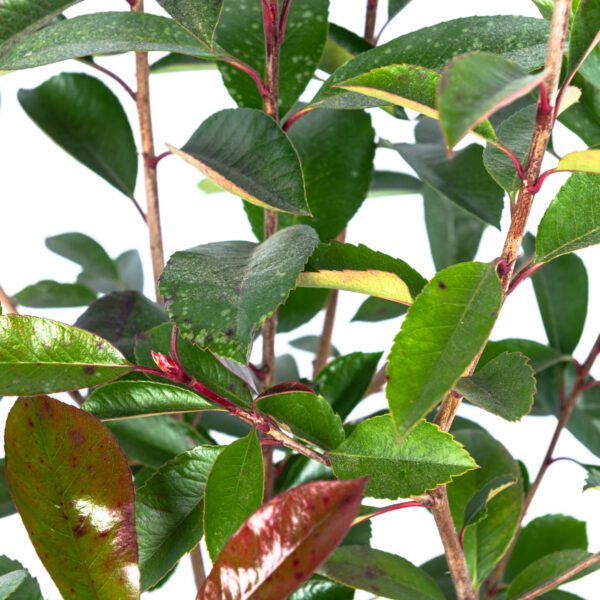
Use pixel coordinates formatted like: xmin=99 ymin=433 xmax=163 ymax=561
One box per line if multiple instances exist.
xmin=170 ymin=108 xmax=309 ymax=215
xmin=319 ymin=546 xmax=444 ymax=600
xmin=150 ymin=53 xmax=216 ymax=74
xmin=0 ymin=570 xmax=28 ymax=598
xmin=556 ymin=149 xmax=600 ymax=174
xmin=0 ymin=12 xmax=217 ymax=70
xmin=115 ymin=249 xmax=144 ymax=293
xmin=0 ymin=315 xmax=131 ymax=395
xmin=155 ymin=0 xmax=223 ymax=48
xmin=289 ymin=335 xmax=340 ymax=358
xmin=535 ymin=173 xmax=600 ymax=262
xmin=583 ymin=464 xmax=600 ymax=490
xmin=319 ymin=22 xmax=373 ymax=75
xmin=387 ymin=262 xmax=502 ymax=441
xmin=369 ymin=170 xmax=423 ymax=197
xmin=13 ymin=280 xmax=96 ymax=308
xmin=462 ymin=475 xmax=517 ymax=528
xmin=204 ymin=431 xmax=264 ymax=561
xmin=159 ymin=225 xmax=319 ymax=363
xmin=328 ymin=415 xmax=476 ymax=499
xmin=455 ymin=352 xmax=536 ymax=421
xmin=136 ymin=445 xmax=222 ymax=590
xmin=0 ymin=556 xmax=43 ymax=600
xmin=568 ymin=0 xmax=600 ymax=89
xmin=256 ymin=391 xmax=345 ymax=450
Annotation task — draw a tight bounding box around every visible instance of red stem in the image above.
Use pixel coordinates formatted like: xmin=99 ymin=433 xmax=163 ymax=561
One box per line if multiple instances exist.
xmin=527 ymin=168 xmax=557 ymax=194
xmin=352 ymin=500 xmax=430 ymax=525
xmin=279 ymin=0 xmax=292 ymax=42
xmin=221 ymin=56 xmax=269 ymax=98
xmin=508 ymin=262 xmax=544 ymax=294
xmin=144 ymin=150 xmax=172 ymax=169
xmin=282 ymin=106 xmax=313 ymax=131
xmin=497 ymin=142 xmax=525 ymax=181
xmin=538 ymin=81 xmax=553 ymax=115
xmin=85 ymin=60 xmax=137 ymax=102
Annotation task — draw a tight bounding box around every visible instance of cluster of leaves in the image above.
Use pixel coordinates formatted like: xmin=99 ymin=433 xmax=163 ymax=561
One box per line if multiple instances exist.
xmin=0 ymin=1 xmax=600 ymax=599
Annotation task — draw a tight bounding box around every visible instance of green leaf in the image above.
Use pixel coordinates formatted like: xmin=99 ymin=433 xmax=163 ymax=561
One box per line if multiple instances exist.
xmin=309 ymin=16 xmax=550 ymax=110
xmin=462 ymin=475 xmax=517 ymax=528
xmin=116 ymin=249 xmax=144 ymax=292
xmin=583 ymin=464 xmax=600 ymax=490
xmin=155 ymin=0 xmax=223 ymax=48
xmin=256 ymin=391 xmax=345 ymax=450
xmin=351 ymin=297 xmax=408 ymax=322
xmin=0 ymin=460 xmax=16 ymax=519
xmin=387 ymin=262 xmax=502 ymax=441
xmin=506 ymin=514 xmax=588 ymax=581
xmin=136 ymin=445 xmax=222 ymax=590
xmin=5 ymin=396 xmax=140 ymax=599
xmin=319 ymin=23 xmax=373 ymax=75
xmin=328 ymin=415 xmax=477 ymax=499
xmin=419 ymin=555 xmax=456 ymax=600
xmin=0 ymin=556 xmax=43 ymax=600
xmin=0 ymin=570 xmax=28 ymax=598
xmin=315 ymin=352 xmax=382 ymax=420
xmin=0 ymin=12 xmax=216 ymax=70
xmin=289 ymin=335 xmax=340 ymax=358
xmin=277 ymin=287 xmax=329 ymax=333
xmin=568 ymin=0 xmax=600 ymax=89
xmin=171 ymin=108 xmax=309 ymax=215
xmin=159 ymin=225 xmax=319 ymax=363
xmin=13 ymin=280 xmax=96 ymax=308
xmin=19 ymin=73 xmax=138 ymax=197
xmin=484 ymin=104 xmax=537 ymax=199
xmin=369 ymin=170 xmax=423 ymax=197
xmin=559 ymin=74 xmax=600 ymax=148
xmin=556 ymin=149 xmax=600 ymax=174
xmin=215 ymin=0 xmax=328 ymax=117
xmin=150 ymin=53 xmax=216 ymax=74
xmin=204 ymin=431 xmax=264 ymax=562
xmin=479 ymin=338 xmax=570 ymax=374
xmin=198 ymin=478 xmax=367 ymax=600
xmin=535 ymin=173 xmax=600 ymax=262
xmin=439 ymin=52 xmax=545 ymax=149
xmin=0 ymin=315 xmax=131 ymax=395
xmin=75 ymin=290 xmax=168 ymax=360
xmin=423 ymin=186 xmax=486 ymax=271
xmin=506 ymin=550 xmax=600 ymax=599
xmin=455 ymin=352 xmax=536 ymax=421
xmin=388 ymin=0 xmax=414 ymax=18
xmin=290 ymin=576 xmax=355 ymax=600
xmin=319 ymin=546 xmax=444 ymax=600
xmin=84 ymin=380 xmax=217 ymax=420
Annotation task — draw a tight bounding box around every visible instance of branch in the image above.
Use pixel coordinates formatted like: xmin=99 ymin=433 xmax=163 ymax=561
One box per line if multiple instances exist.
xmin=364 ymin=0 xmax=379 ymax=45
xmin=0 ymin=285 xmax=18 ymax=315
xmin=81 ymin=58 xmax=137 ymax=102
xmin=512 ymin=552 xmax=600 ymax=600
xmin=190 ymin=544 xmax=206 ymax=590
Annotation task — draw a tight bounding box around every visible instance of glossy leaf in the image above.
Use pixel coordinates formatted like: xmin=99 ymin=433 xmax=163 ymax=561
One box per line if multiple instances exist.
xmin=0 ymin=556 xmax=43 ymax=600
xmin=159 ymin=225 xmax=319 ymax=362
xmin=387 ymin=262 xmax=502 ymax=441
xmin=535 ymin=173 xmax=600 ymax=262
xmin=171 ymin=108 xmax=309 ymax=215
xmin=309 ymin=16 xmax=550 ymax=110
xmin=462 ymin=475 xmax=517 ymax=528
xmin=198 ymin=478 xmax=367 ymax=600
xmin=369 ymin=170 xmax=423 ymax=197
xmin=290 ymin=576 xmax=354 ymax=600
xmin=289 ymin=335 xmax=340 ymax=358
xmin=351 ymin=297 xmax=408 ymax=322
xmin=328 ymin=415 xmax=476 ymax=499
xmin=556 ymin=149 xmax=600 ymax=174
xmin=423 ymin=186 xmax=486 ymax=271
xmin=13 ymin=280 xmax=96 ymax=308
xmin=136 ymin=445 xmax=222 ymax=590
xmin=19 ymin=73 xmax=138 ymax=197
xmin=0 ymin=315 xmax=131 ymax=395
xmin=204 ymin=431 xmax=264 ymax=561
xmin=506 ymin=550 xmax=600 ymax=599
xmin=0 ymin=12 xmax=216 ymax=70
xmin=439 ymin=52 xmax=544 ymax=149
xmin=455 ymin=352 xmax=536 ymax=421
xmin=506 ymin=514 xmax=588 ymax=581
xmin=5 ymin=396 xmax=140 ymax=599
xmin=155 ymin=0 xmax=223 ymax=48
xmin=215 ymin=0 xmax=328 ymax=116
xmin=256 ymin=391 xmax=345 ymax=450
xmin=568 ymin=0 xmax=600 ymax=89
xmin=75 ymin=290 xmax=168 ymax=360
xmin=319 ymin=546 xmax=444 ymax=600
xmin=315 ymin=352 xmax=382 ymax=420
xmin=0 ymin=460 xmax=15 ymax=518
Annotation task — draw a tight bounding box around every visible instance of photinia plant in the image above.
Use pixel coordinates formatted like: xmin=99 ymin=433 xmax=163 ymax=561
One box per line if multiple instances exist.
xmin=0 ymin=1 xmax=600 ymax=599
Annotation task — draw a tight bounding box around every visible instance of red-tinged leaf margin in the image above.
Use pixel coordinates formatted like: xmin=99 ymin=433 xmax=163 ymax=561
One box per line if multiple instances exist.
xmin=4 ymin=396 xmax=140 ymax=600
xmin=197 ymin=477 xmax=368 ymax=600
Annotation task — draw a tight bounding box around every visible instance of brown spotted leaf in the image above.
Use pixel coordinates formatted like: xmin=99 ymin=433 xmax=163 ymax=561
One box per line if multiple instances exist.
xmin=4 ymin=396 xmax=140 ymax=600
xmin=197 ymin=478 xmax=367 ymax=600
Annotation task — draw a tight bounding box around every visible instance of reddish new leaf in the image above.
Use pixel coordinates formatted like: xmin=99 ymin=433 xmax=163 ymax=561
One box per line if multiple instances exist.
xmin=197 ymin=477 xmax=367 ymax=600
xmin=4 ymin=396 xmax=140 ymax=600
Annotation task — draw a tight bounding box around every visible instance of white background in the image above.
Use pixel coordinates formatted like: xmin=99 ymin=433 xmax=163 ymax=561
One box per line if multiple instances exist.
xmin=0 ymin=1 xmax=598 ymax=598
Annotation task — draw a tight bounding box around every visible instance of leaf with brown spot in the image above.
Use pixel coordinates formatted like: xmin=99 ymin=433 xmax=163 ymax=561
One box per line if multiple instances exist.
xmin=4 ymin=396 xmax=140 ymax=599
xmin=197 ymin=478 xmax=367 ymax=600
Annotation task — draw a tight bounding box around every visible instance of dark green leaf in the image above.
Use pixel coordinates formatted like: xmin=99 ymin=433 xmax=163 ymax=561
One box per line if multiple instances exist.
xmin=319 ymin=23 xmax=372 ymax=75
xmin=289 ymin=335 xmax=340 ymax=358
xmin=289 ymin=576 xmax=354 ymax=600
xmin=420 ymin=555 xmax=456 ymax=600
xmin=328 ymin=415 xmax=476 ymax=499
xmin=351 ymin=297 xmax=408 ymax=322
xmin=155 ymin=0 xmax=223 ymax=48
xmin=535 ymin=173 xmax=600 ymax=262
xmin=277 ymin=287 xmax=329 ymax=333
xmin=0 ymin=459 xmax=15 ymax=518
xmin=423 ymin=186 xmax=486 ymax=271
xmin=568 ymin=0 xmax=600 ymax=89
xmin=462 ymin=475 xmax=517 ymax=528
xmin=136 ymin=445 xmax=222 ymax=590
xmin=13 ymin=280 xmax=96 ymax=308
xmin=387 ymin=262 xmax=502 ymax=441
xmin=506 ymin=514 xmax=588 ymax=581
xmin=159 ymin=225 xmax=319 ymax=362
xmin=583 ymin=464 xmax=600 ymax=490
xmin=257 ymin=391 xmax=345 ymax=450
xmin=19 ymin=73 xmax=137 ymax=196
xmin=319 ymin=546 xmax=444 ymax=600
xmin=204 ymin=431 xmax=264 ymax=561
xmin=215 ymin=0 xmax=328 ymax=116
xmin=0 ymin=12 xmax=216 ymax=70
xmin=75 ymin=290 xmax=168 ymax=361
xmin=369 ymin=170 xmax=423 ymax=197
xmin=479 ymin=338 xmax=570 ymax=374
xmin=388 ymin=0 xmax=414 ymax=18
xmin=315 ymin=352 xmax=382 ymax=420
xmin=5 ymin=396 xmax=140 ymax=598
xmin=274 ymin=454 xmax=333 ymax=496
xmin=116 ymin=250 xmax=144 ymax=292
xmin=172 ymin=108 xmax=309 ymax=215
xmin=455 ymin=352 xmax=536 ymax=421
xmin=0 ymin=556 xmax=43 ymax=600
xmin=0 ymin=315 xmax=131 ymax=395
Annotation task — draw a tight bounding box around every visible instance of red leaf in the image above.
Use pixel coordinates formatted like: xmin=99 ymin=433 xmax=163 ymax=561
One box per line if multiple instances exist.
xmin=198 ymin=477 xmax=367 ymax=600
xmin=4 ymin=396 xmax=140 ymax=599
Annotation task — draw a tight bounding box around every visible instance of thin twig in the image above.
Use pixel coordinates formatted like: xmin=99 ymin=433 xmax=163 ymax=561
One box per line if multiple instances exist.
xmin=352 ymin=499 xmax=432 ymax=526
xmin=512 ymin=552 xmax=600 ymax=600
xmin=131 ymin=0 xmax=165 ymax=302
xmin=82 ymin=59 xmax=137 ymax=102
xmin=0 ymin=285 xmax=18 ymax=314
xmin=364 ymin=0 xmax=379 ymax=45
xmin=190 ymin=544 xmax=206 ymax=590
xmin=68 ymin=390 xmax=85 ymax=406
